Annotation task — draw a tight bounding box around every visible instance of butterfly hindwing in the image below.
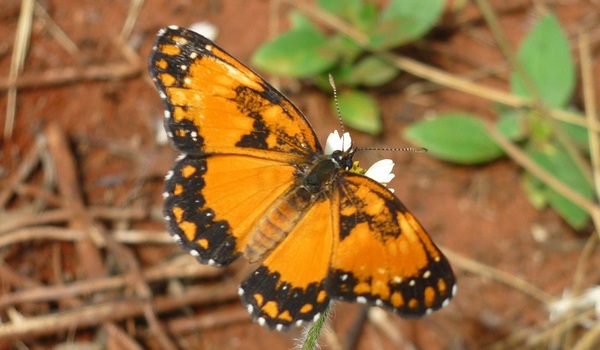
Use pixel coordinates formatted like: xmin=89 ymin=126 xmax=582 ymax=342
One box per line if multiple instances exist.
xmin=165 ymin=154 xmax=298 ymax=266
xmin=327 ymin=173 xmax=456 ymax=315
xmin=239 ymin=197 xmax=333 ymax=330
xmin=149 ymin=26 xmax=321 ymax=160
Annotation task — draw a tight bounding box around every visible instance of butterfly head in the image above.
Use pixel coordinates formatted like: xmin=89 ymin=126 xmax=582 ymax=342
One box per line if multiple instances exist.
xmin=325 ymin=130 xmax=396 ymax=188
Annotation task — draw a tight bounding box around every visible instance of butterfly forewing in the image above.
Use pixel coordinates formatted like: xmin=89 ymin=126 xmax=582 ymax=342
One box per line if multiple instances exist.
xmin=149 ymin=26 xmax=322 ymax=160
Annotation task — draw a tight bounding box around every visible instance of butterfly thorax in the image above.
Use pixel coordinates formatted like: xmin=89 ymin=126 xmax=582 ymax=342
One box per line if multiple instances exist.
xmin=243 ymin=149 xmax=354 ymax=262
xmin=304 ymin=149 xmax=353 ymax=193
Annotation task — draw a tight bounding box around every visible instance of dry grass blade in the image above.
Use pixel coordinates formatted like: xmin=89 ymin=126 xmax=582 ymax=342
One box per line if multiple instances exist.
xmin=442 ymin=246 xmax=553 ymax=305
xmin=4 ymin=0 xmax=34 ymax=140
xmin=120 ymin=0 xmax=145 ymax=41
xmin=34 ymin=2 xmax=78 ymax=54
xmin=580 ymin=31 xmax=600 ymax=200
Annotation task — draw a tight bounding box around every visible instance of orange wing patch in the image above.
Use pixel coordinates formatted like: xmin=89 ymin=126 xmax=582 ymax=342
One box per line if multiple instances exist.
xmin=328 ymin=174 xmax=455 ymax=315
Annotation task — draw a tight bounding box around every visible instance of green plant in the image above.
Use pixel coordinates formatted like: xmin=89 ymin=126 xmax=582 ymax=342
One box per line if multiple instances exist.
xmin=404 ymin=13 xmax=594 ymax=230
xmin=252 ymin=0 xmax=446 ymax=135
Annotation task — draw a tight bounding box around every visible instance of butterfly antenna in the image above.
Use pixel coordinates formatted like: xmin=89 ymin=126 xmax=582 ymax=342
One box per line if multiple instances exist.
xmin=357 ymin=146 xmax=429 ymax=153
xmin=328 ymin=74 xmax=346 ymax=141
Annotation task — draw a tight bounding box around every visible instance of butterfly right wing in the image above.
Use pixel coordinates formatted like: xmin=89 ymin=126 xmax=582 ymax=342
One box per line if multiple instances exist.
xmin=165 ymin=154 xmax=301 ymax=266
xmin=149 ymin=26 xmax=322 ymax=161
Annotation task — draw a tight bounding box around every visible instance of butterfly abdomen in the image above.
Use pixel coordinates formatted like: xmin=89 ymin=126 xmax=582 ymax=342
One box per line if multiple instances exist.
xmin=245 ymin=185 xmax=315 ymax=262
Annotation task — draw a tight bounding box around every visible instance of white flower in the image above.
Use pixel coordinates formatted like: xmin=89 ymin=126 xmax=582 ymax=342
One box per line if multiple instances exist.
xmin=325 ymin=130 xmax=352 ymax=155
xmin=189 ymin=21 xmax=218 ymax=41
xmin=365 ymin=159 xmax=395 ymax=187
xmin=550 ymin=286 xmax=600 ymax=320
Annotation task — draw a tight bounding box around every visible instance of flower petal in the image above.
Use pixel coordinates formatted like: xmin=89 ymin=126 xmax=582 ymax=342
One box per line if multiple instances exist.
xmin=325 ymin=131 xmax=352 ymax=154
xmin=365 ymin=159 xmax=395 ymax=185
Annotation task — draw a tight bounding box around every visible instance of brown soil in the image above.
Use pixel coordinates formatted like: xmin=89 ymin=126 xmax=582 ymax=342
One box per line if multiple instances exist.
xmin=1 ymin=0 xmax=599 ymax=349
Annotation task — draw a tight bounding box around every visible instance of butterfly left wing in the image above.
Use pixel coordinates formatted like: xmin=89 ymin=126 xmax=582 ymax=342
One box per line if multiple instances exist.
xmin=327 ymin=173 xmax=456 ymax=315
xmin=150 ymin=26 xmax=327 ymax=267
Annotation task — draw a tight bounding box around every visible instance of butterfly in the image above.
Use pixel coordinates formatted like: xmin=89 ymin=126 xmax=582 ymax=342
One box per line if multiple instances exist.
xmin=149 ymin=25 xmax=456 ymax=331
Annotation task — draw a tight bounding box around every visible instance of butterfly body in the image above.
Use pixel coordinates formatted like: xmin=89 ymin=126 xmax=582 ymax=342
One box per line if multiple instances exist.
xmin=150 ymin=25 xmax=455 ymax=330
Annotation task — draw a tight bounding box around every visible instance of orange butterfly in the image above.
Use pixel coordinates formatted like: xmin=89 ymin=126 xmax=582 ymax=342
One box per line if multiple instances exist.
xmin=149 ymin=26 xmax=455 ymax=330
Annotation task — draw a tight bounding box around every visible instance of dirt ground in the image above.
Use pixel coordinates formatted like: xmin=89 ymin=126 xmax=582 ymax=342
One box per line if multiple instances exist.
xmin=1 ymin=0 xmax=600 ymax=349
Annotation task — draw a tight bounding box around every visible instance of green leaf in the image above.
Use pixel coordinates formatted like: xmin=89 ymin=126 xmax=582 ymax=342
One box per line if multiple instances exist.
xmin=403 ymin=114 xmax=505 ymax=164
xmin=318 ymin=0 xmax=377 ymax=31
xmin=318 ymin=0 xmax=363 ymax=19
xmin=335 ymin=90 xmax=382 ymax=135
xmin=342 ymin=55 xmax=400 ymax=87
xmin=368 ymin=0 xmax=445 ymax=49
xmin=521 ymin=172 xmax=548 ymax=209
xmin=251 ymin=23 xmax=336 ymax=78
xmin=326 ymin=35 xmax=363 ymax=64
xmin=497 ymin=110 xmax=527 ymax=141
xmin=510 ymin=14 xmax=575 ymax=108
xmin=558 ymin=119 xmax=589 ymax=151
xmin=289 ymin=11 xmax=316 ymax=30
xmin=526 ymin=144 xmax=593 ymax=229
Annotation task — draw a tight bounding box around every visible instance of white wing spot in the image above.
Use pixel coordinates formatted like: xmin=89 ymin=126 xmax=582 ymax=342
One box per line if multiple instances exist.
xmin=190 ymin=250 xmax=200 ymax=257
xmin=409 ymin=279 xmax=416 ymax=287
xmin=423 ymin=270 xmax=431 ymax=279
xmin=257 ymin=317 xmax=266 ymax=326
xmin=356 ymin=296 xmax=367 ymax=304
xmin=276 ymin=324 xmax=284 ymax=331
xmin=312 ymin=313 xmax=321 ymax=323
